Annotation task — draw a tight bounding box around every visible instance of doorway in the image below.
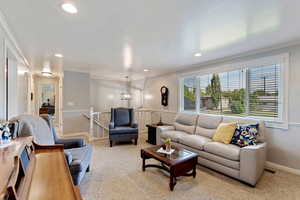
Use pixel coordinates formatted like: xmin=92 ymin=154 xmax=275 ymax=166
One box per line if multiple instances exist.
xmin=33 ymin=75 xmax=60 ymax=127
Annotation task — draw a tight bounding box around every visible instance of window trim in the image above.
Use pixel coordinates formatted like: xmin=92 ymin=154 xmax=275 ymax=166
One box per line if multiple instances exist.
xmin=178 ymin=53 xmax=289 ymax=129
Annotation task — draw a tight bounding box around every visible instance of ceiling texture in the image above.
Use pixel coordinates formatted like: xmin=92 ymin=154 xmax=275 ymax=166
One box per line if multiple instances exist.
xmin=1 ymin=0 xmax=300 ymax=80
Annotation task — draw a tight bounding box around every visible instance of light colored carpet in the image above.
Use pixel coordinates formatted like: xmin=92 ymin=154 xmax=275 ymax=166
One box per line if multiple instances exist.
xmin=80 ymin=139 xmax=300 ymax=200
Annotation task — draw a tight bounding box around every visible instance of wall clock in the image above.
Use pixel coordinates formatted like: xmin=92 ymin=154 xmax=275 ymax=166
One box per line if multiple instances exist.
xmin=160 ymin=86 xmax=169 ymax=107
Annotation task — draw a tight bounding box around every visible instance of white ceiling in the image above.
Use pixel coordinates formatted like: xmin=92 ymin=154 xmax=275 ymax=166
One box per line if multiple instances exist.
xmin=1 ymin=0 xmax=300 ymax=80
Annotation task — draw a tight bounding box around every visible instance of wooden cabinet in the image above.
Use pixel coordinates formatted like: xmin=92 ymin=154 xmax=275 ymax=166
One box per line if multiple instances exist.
xmin=146 ymin=124 xmax=157 ymax=145
xmin=0 ymin=137 xmax=82 ymax=200
xmin=146 ymin=124 xmax=171 ymax=145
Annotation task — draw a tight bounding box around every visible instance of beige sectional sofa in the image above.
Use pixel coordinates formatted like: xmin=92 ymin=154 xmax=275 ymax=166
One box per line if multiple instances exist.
xmin=157 ymin=113 xmax=267 ymax=186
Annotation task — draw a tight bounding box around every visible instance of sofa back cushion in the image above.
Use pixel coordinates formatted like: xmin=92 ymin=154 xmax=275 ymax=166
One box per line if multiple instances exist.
xmin=197 ymin=113 xmax=223 ymax=129
xmin=222 ymin=116 xmax=265 ymax=142
xmin=195 ymin=126 xmax=217 ymax=138
xmin=195 ymin=114 xmax=222 ymax=138
xmin=173 ymin=113 xmax=198 ymax=134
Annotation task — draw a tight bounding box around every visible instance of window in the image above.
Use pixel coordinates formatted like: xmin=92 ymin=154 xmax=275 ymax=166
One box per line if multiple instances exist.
xmin=183 ymin=77 xmax=197 ymax=111
xmin=180 ymin=54 xmax=288 ymax=127
xmin=199 ymin=70 xmax=246 ymax=116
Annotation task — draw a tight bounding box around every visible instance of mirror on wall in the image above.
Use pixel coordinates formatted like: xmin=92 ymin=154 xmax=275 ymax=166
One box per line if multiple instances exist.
xmin=39 ymin=83 xmax=55 ymax=115
xmin=33 ymin=75 xmax=59 ymax=126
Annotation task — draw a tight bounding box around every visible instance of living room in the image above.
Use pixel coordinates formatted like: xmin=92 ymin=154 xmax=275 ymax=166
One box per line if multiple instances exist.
xmin=0 ymin=1 xmax=300 ymax=200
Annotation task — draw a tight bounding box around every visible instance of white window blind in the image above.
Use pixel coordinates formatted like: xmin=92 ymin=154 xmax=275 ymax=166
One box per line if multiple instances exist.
xmin=247 ymin=65 xmax=280 ymax=118
xmin=181 ymin=64 xmax=282 ymax=120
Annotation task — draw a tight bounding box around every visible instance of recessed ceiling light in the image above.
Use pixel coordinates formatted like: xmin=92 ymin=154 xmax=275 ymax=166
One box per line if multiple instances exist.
xmin=194 ymin=52 xmax=202 ymax=57
xmin=61 ymin=3 xmax=78 ymax=14
xmin=54 ymin=53 xmax=64 ymax=58
xmin=144 ymin=69 xmax=150 ymax=72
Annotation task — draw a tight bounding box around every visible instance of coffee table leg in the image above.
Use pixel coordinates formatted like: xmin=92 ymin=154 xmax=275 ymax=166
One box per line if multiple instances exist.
xmin=192 ymin=166 xmax=196 ymax=178
xmin=169 ymin=173 xmax=177 ymax=191
xmin=142 ymin=154 xmax=146 ymax=171
xmin=169 ymin=175 xmax=174 ymax=191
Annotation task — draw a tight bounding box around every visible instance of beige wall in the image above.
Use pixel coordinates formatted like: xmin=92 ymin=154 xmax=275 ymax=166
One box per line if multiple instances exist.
xmin=63 ymin=71 xmax=91 ymax=134
xmin=139 ymin=44 xmax=300 ymax=170
xmin=90 ymin=79 xmax=129 ymax=112
xmin=142 ymin=74 xmax=179 ymax=111
xmin=62 ymin=71 xmax=143 ymax=134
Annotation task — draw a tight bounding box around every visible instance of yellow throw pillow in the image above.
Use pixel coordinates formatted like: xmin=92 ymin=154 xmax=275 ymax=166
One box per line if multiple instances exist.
xmin=213 ymin=122 xmax=237 ymax=144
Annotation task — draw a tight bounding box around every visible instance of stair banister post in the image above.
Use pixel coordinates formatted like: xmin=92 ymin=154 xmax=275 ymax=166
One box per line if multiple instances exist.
xmin=89 ymin=107 xmax=94 ymax=137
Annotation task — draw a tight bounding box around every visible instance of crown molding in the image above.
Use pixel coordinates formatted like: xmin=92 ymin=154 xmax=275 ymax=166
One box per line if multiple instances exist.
xmin=0 ymin=10 xmax=29 ymax=67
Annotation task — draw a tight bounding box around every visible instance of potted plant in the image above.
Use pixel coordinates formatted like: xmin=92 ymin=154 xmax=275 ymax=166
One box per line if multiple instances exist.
xmin=164 ymin=138 xmax=172 ymax=152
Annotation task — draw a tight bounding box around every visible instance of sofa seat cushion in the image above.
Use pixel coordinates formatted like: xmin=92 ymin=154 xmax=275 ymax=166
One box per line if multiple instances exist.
xmin=179 ymin=135 xmax=211 ymax=150
xmin=204 ymin=142 xmax=240 ymax=161
xmin=109 ymin=126 xmax=138 ymax=135
xmin=65 ymin=144 xmax=93 ymax=174
xmin=160 ymin=130 xmax=188 ymax=142
xmin=198 ymin=151 xmax=240 ymax=170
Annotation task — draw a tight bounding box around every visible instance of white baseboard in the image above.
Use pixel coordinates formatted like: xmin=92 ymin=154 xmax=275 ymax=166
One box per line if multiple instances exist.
xmin=265 ymin=161 xmax=300 ymax=176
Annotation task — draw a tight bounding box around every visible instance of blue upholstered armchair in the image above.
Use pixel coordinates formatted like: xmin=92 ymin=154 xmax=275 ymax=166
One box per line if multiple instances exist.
xmin=109 ymin=108 xmax=138 ymax=147
xmin=10 ymin=114 xmax=92 ymax=185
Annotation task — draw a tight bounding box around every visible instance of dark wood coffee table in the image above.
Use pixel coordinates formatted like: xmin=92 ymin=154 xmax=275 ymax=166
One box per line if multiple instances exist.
xmin=141 ymin=145 xmax=198 ymax=191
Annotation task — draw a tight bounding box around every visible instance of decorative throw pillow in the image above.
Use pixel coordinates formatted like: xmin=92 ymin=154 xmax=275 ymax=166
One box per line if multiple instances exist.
xmin=231 ymin=124 xmax=259 ymax=147
xmin=212 ymin=122 xmax=237 ymax=144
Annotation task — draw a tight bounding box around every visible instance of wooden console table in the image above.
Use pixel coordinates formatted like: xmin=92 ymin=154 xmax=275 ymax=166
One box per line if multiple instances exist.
xmin=146 ymin=123 xmax=171 ymax=145
xmin=0 ymin=137 xmax=82 ymax=200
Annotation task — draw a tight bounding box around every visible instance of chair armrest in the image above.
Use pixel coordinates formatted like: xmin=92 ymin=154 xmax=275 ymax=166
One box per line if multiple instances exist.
xmin=240 ymin=142 xmax=267 ymax=186
xmin=109 ymin=122 xmax=115 ymax=129
xmin=132 ymin=123 xmax=138 ymax=128
xmin=64 ymin=151 xmax=73 ymax=165
xmin=55 ymin=138 xmax=85 ymax=149
xmin=156 ymin=126 xmax=175 ymax=145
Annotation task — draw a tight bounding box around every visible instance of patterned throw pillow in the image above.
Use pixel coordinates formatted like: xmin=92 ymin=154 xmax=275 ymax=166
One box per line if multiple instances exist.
xmin=231 ymin=124 xmax=259 ymax=147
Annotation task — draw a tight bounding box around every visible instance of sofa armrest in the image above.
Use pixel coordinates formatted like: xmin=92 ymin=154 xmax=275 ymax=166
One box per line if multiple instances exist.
xmin=156 ymin=126 xmax=175 ymax=145
xmin=240 ymin=142 xmax=267 ymax=186
xmin=64 ymin=151 xmax=73 ymax=164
